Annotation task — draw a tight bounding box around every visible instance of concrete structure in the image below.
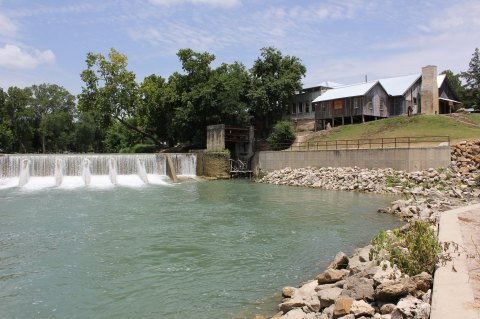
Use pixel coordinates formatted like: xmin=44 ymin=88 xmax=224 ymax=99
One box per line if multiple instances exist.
xmin=206 ymin=124 xmax=226 ymax=152
xmin=430 ymin=204 xmax=480 ymax=319
xmin=252 ymin=147 xmax=451 ymax=173
xmin=421 ymin=65 xmax=440 ymax=115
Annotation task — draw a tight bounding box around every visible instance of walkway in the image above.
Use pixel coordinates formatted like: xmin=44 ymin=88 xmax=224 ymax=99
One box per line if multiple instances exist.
xmin=431 ymin=203 xmax=480 ymax=319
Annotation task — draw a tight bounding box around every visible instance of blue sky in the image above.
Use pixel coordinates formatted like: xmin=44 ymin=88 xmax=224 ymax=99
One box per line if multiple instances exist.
xmin=0 ymin=0 xmax=479 ymax=95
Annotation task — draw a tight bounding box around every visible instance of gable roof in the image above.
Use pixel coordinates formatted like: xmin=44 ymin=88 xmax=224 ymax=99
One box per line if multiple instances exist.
xmin=312 ymin=81 xmax=380 ymax=102
xmin=437 ymin=74 xmax=447 ymax=87
xmin=378 ymin=74 xmax=421 ymax=96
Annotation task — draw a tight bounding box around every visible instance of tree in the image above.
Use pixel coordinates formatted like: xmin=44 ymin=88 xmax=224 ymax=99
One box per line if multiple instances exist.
xmin=30 ymin=83 xmax=76 ymax=153
xmin=440 ymin=70 xmax=466 ymax=104
xmin=78 ymin=48 xmax=161 ymax=147
xmin=461 ymin=48 xmax=480 ymax=108
xmin=3 ymin=87 xmax=35 ymax=153
xmin=267 ymin=120 xmax=296 ymax=150
xmin=0 ymin=88 xmax=14 ymax=152
xmin=169 ymin=49 xmax=251 ymax=146
xmin=248 ymin=47 xmax=306 ymax=133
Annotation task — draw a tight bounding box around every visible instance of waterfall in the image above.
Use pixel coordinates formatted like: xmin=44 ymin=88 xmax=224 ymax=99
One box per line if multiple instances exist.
xmin=82 ymin=158 xmax=91 ymax=186
xmin=18 ymin=159 xmax=30 ymax=187
xmin=136 ymin=157 xmax=149 ymax=184
xmin=172 ymin=154 xmax=197 ymax=176
xmin=0 ymin=153 xmax=192 ymax=188
xmin=54 ymin=158 xmax=63 ymax=186
xmin=109 ymin=157 xmax=118 ymax=185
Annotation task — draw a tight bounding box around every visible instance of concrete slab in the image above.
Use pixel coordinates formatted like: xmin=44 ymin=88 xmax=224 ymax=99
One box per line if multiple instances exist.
xmin=430 ymin=203 xmax=480 ymax=319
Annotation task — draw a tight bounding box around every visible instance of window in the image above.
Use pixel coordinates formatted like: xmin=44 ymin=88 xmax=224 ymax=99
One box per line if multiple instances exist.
xmin=305 ymin=102 xmax=310 ymax=113
xmin=413 ymin=97 xmax=417 ymax=105
xmin=292 ymin=103 xmax=296 ymax=114
xmin=299 ymin=102 xmax=303 ymax=113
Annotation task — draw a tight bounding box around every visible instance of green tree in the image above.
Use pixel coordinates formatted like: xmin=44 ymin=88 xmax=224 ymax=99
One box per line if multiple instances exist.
xmin=461 ymin=48 xmax=480 ymax=109
xmin=3 ymin=87 xmax=35 ymax=153
xmin=0 ymin=88 xmax=14 ymax=152
xmin=267 ymin=120 xmax=296 ymax=150
xmin=170 ymin=49 xmax=251 ymax=146
xmin=248 ymin=47 xmax=306 ymax=133
xmin=30 ymin=83 xmax=76 ymax=153
xmin=440 ymin=70 xmax=466 ymax=104
xmin=72 ymin=111 xmax=97 ymax=153
xmin=78 ymin=48 xmax=161 ymax=147
xmin=138 ymin=74 xmax=174 ymax=147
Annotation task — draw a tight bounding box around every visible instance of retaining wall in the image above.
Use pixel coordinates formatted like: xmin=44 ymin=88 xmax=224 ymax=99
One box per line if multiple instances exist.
xmin=253 ymin=147 xmax=451 ymax=173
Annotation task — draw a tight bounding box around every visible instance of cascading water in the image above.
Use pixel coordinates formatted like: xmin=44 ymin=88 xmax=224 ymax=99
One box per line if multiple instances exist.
xmin=82 ymin=158 xmax=91 ymax=186
xmin=136 ymin=157 xmax=149 ymax=184
xmin=109 ymin=157 xmax=118 ymax=185
xmin=0 ymin=153 xmax=196 ymax=189
xmin=54 ymin=158 xmax=63 ymax=187
xmin=18 ymin=159 xmax=30 ymax=187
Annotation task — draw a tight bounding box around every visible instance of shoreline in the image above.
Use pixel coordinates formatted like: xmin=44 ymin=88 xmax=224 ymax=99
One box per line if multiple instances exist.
xmin=253 ymin=141 xmax=480 ymax=319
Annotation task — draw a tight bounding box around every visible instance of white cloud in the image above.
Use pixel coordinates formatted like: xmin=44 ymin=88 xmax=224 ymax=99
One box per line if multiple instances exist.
xmin=0 ymin=44 xmax=55 ymax=70
xmin=0 ymin=12 xmax=18 ymax=37
xmin=149 ymin=0 xmax=240 ymax=7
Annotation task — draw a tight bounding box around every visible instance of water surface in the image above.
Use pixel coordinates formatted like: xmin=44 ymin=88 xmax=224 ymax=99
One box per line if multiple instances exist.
xmin=0 ymin=180 xmax=401 ymax=318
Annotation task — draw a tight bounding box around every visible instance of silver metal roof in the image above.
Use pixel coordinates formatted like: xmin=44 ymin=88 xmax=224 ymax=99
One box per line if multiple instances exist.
xmin=312 ymin=81 xmax=379 ymax=102
xmin=378 ymin=74 xmax=421 ymax=96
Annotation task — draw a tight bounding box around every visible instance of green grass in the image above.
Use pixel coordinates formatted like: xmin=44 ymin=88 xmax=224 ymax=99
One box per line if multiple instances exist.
xmin=307 ymin=115 xmax=480 ymax=144
xmin=465 ymin=114 xmax=480 ymax=124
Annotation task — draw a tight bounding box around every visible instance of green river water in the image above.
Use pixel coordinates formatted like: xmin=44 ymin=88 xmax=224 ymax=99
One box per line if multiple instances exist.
xmin=0 ymin=180 xmax=401 ymax=319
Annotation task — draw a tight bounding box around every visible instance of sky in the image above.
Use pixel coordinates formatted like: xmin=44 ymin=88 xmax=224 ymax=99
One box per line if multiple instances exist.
xmin=0 ymin=0 xmax=479 ymax=95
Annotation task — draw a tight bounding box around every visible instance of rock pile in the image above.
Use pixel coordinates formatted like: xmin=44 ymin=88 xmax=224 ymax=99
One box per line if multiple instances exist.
xmin=271 ymin=250 xmax=432 ymax=319
xmin=451 ymin=140 xmax=480 ymax=175
xmin=253 ymin=143 xmax=480 ymax=319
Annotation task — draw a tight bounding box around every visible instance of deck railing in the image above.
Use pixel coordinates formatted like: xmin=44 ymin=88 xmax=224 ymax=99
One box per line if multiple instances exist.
xmin=269 ymin=136 xmax=450 ymax=151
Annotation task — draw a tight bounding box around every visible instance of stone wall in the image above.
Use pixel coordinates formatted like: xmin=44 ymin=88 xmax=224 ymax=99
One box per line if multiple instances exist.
xmin=253 ymin=147 xmax=451 ymax=173
xmin=421 ymin=65 xmax=439 ymax=115
xmin=196 ymin=151 xmax=230 ymax=179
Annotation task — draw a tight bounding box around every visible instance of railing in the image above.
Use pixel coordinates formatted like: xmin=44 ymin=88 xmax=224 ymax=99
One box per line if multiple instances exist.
xmin=269 ymin=136 xmax=450 ymax=151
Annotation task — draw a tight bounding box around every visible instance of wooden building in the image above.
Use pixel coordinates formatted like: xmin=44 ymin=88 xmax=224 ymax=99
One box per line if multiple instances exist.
xmin=312 ymin=66 xmax=461 ymax=130
xmin=313 ymin=81 xmax=389 ymax=129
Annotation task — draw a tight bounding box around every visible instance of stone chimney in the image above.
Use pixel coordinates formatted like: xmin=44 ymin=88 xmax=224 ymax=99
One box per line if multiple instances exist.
xmin=420 ymin=65 xmax=439 ymax=115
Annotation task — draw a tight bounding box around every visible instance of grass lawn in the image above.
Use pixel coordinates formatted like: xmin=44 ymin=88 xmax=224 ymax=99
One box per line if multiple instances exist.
xmin=305 ymin=115 xmax=480 ymax=144
xmin=465 ymin=114 xmax=480 ymax=124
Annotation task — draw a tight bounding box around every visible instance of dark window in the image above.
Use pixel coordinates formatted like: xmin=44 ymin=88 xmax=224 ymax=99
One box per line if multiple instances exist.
xmin=305 ymin=102 xmax=310 ymax=113
xmin=299 ymin=102 xmax=303 ymax=113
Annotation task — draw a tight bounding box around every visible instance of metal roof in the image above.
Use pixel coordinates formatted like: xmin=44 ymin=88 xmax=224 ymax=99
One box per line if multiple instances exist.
xmin=437 ymin=74 xmax=447 ymax=87
xmin=378 ymin=74 xmax=421 ymax=96
xmin=312 ymin=81 xmax=379 ymax=102
xmin=316 ymin=81 xmax=344 ymax=88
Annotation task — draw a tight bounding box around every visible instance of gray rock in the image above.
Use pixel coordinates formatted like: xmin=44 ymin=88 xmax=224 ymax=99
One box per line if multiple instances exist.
xmin=283 ymin=286 xmax=297 ymax=298
xmin=317 ymin=287 xmax=343 ymax=309
xmin=390 ymin=296 xmax=430 ymax=319
xmin=341 ymin=276 xmax=374 ymax=301
xmin=336 ymin=315 xmax=355 ymax=319
xmin=281 ymin=308 xmax=306 ymax=319
xmin=374 ymin=278 xmax=416 ymax=302
xmin=328 ymin=251 xmax=349 ymax=270
xmin=380 ymin=303 xmax=396 ymax=314
xmin=350 ymin=300 xmax=375 ymax=317
xmin=316 ymin=269 xmax=350 ymax=284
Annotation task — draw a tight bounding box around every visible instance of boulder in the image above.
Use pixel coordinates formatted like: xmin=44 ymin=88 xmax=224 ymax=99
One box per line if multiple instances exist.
xmin=374 ymin=278 xmax=416 ymax=302
xmin=336 ymin=315 xmax=355 ymax=319
xmin=279 ymin=299 xmax=307 ymax=313
xmin=411 ymin=272 xmax=432 ymax=293
xmin=390 ymin=296 xmax=430 ymax=319
xmin=379 ymin=303 xmax=396 ymax=314
xmin=333 ymin=297 xmax=354 ymax=317
xmin=281 ymin=308 xmax=306 ymax=319
xmin=283 ymin=287 xmax=297 ymax=298
xmin=341 ymin=276 xmax=374 ymax=301
xmin=316 ymin=269 xmax=350 ymax=284
xmin=372 ymin=261 xmax=401 ymax=285
xmin=328 ymin=252 xmax=349 ymax=270
xmin=317 ymin=287 xmax=343 ymax=309
xmin=349 ymin=300 xmax=375 ymax=317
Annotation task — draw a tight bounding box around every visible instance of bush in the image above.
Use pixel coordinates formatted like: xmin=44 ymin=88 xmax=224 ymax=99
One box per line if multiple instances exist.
xmin=369 ymin=221 xmax=441 ymax=276
xmin=267 ymin=120 xmax=296 ymax=150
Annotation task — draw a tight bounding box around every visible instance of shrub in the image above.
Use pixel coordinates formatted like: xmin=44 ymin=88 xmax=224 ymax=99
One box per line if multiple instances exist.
xmin=267 ymin=120 xmax=296 ymax=150
xmin=369 ymin=221 xmax=441 ymax=276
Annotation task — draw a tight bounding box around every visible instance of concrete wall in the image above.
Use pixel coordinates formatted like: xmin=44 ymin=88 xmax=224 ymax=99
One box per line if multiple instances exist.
xmin=196 ymin=151 xmax=230 ymax=179
xmin=253 ymin=147 xmax=451 ymax=173
xmin=206 ymin=124 xmax=225 ymax=152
